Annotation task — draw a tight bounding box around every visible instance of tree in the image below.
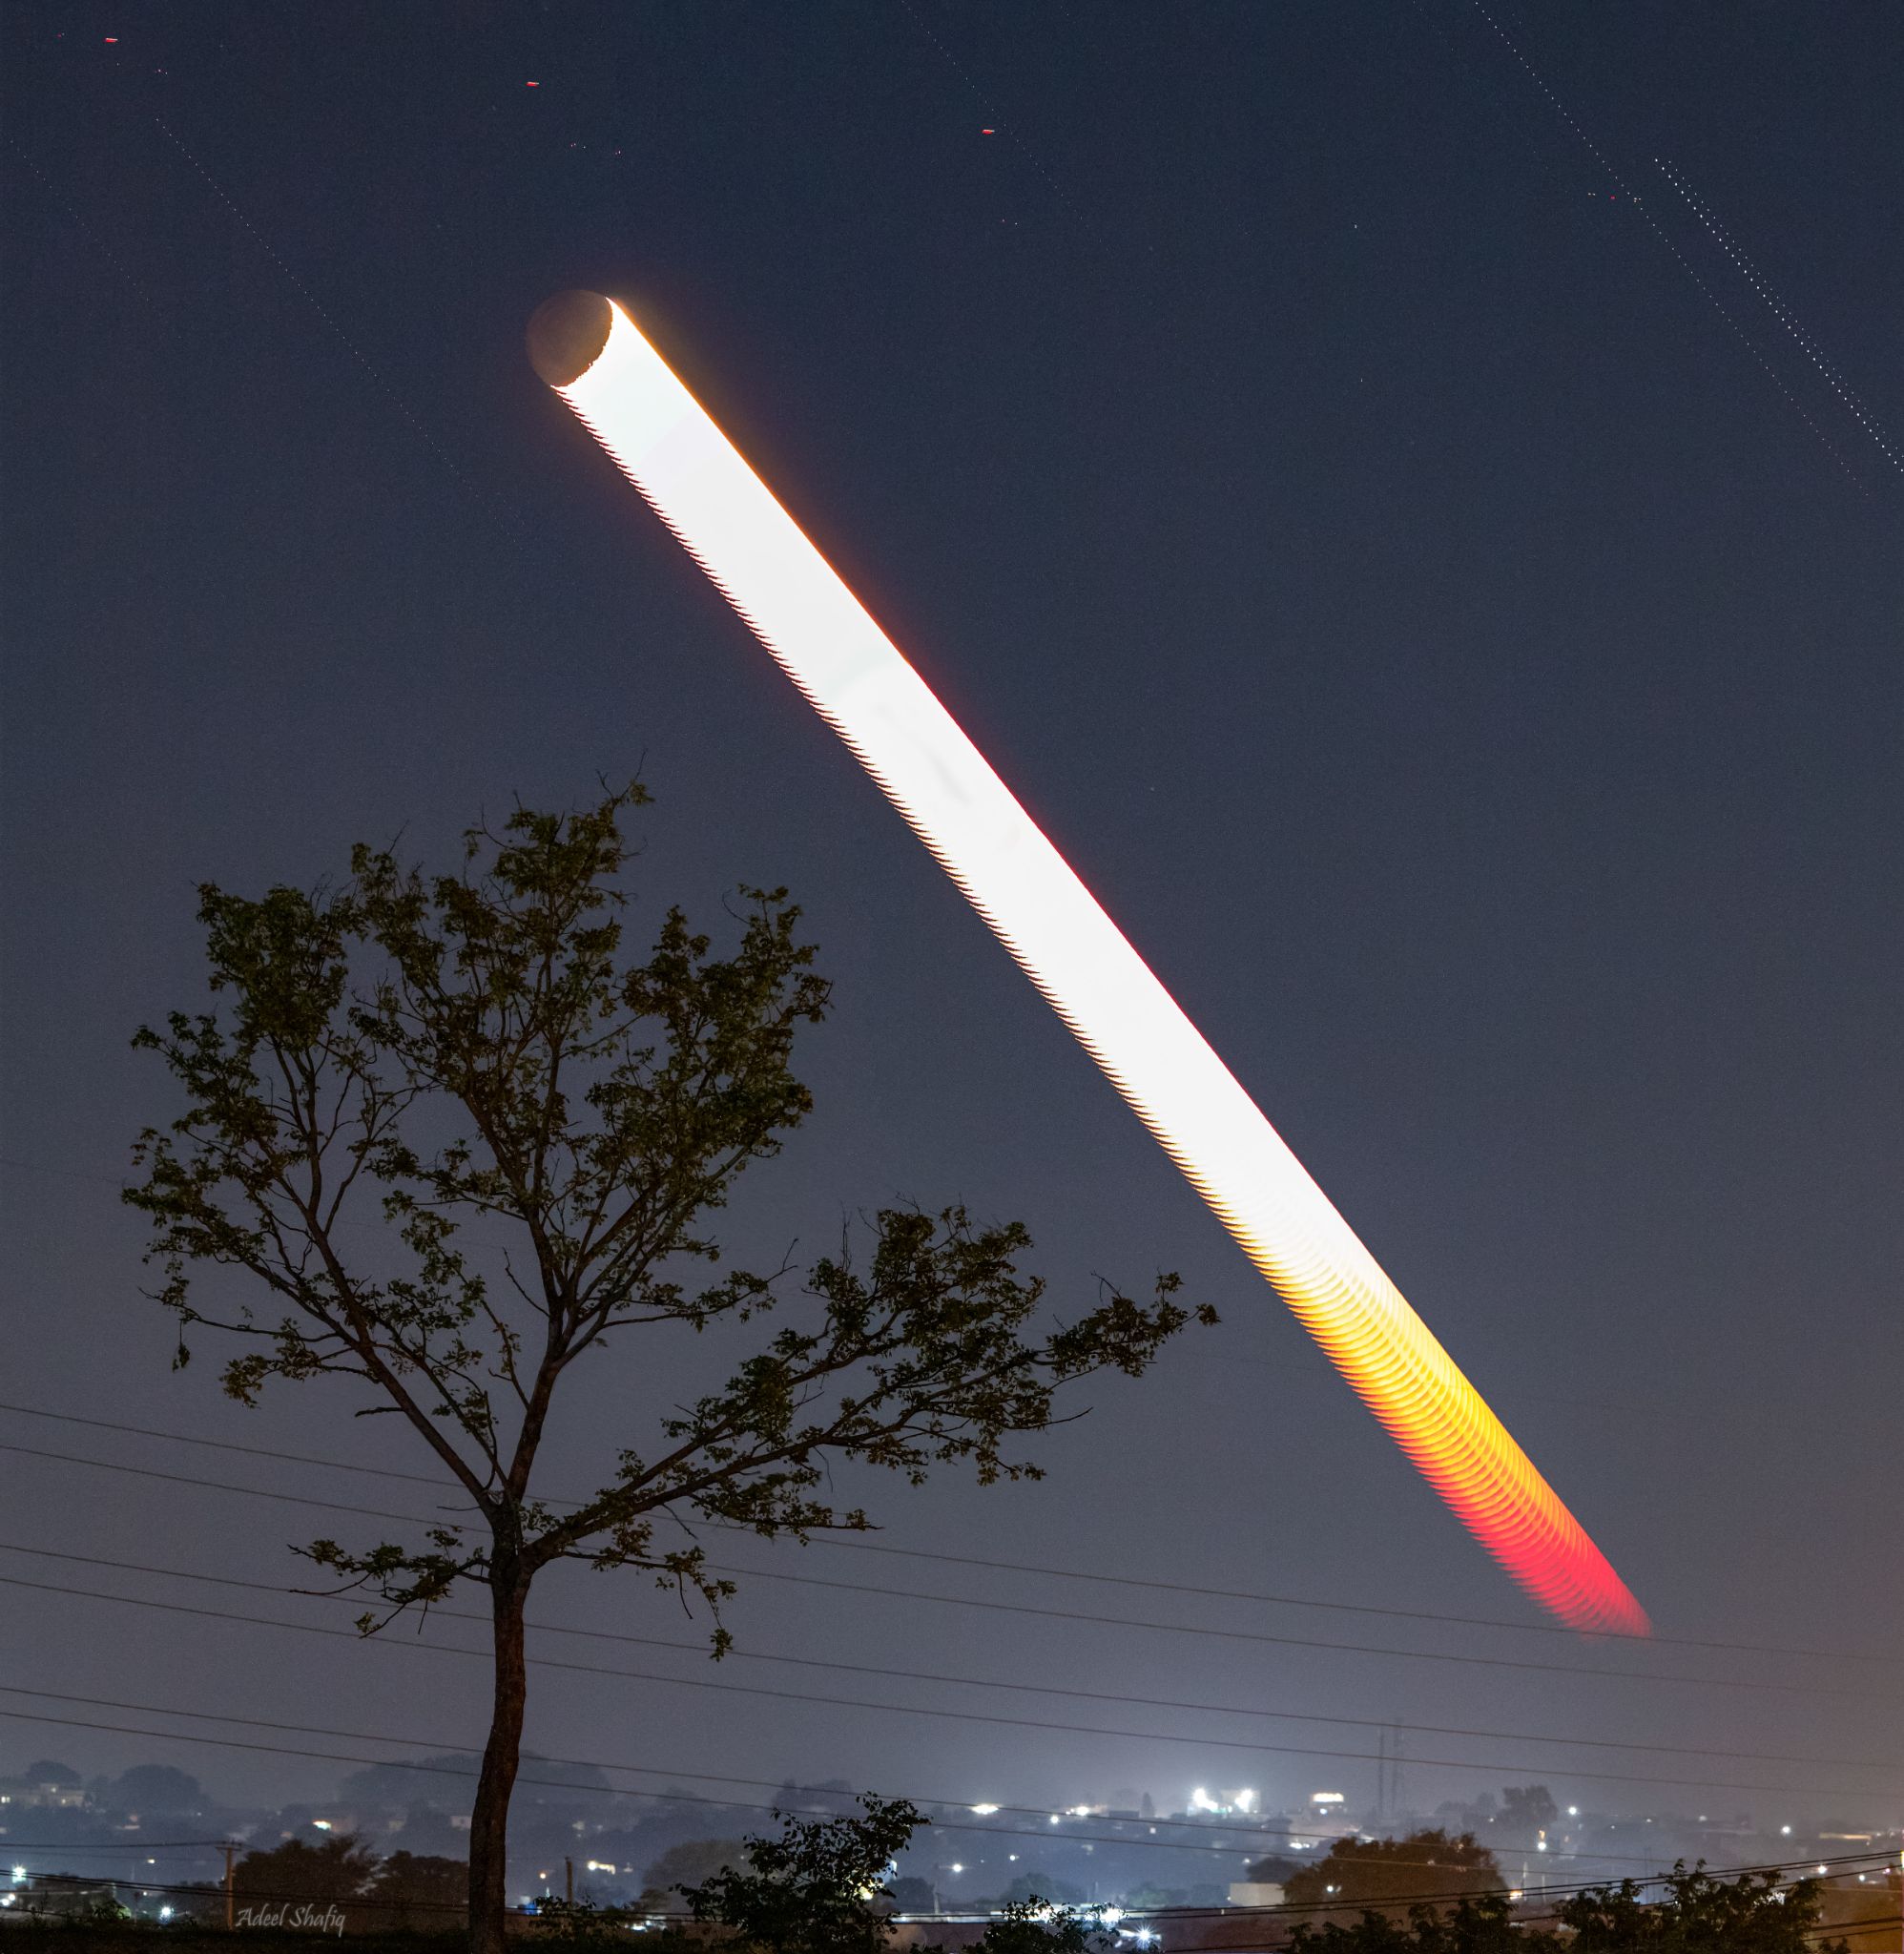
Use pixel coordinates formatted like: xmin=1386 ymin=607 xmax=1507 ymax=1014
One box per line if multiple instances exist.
xmin=974 ymin=1900 xmax=1117 ymax=1954
xmin=642 ymin=1838 xmax=752 ymax=1905
xmin=884 ymin=1875 xmax=936 ymax=1913
xmin=684 ymin=1795 xmax=922 ymax=1954
xmin=1288 ymin=1891 xmax=1530 ymax=1953
xmin=1496 ymin=1786 xmax=1558 ymax=1839
xmin=233 ymin=1834 xmax=379 ymax=1910
xmin=1286 ymin=1832 xmax=1502 ymax=1912
xmin=1245 ymin=1852 xmax=1300 ymax=1883
xmin=108 ymin=1764 xmax=203 ymax=1813
xmin=1282 ymin=1865 xmax=1853 ymax=1954
xmin=364 ymin=1851 xmax=467 ymax=1929
xmin=126 ymin=786 xmax=1211 ymax=1954
xmin=1556 ymin=1863 xmax=1849 ymax=1953
xmin=1000 ymin=1872 xmax=1087 ymax=1906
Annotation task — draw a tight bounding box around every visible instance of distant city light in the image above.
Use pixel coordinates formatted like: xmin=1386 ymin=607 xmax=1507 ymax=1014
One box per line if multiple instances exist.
xmin=535 ymin=289 xmax=1650 ymax=1637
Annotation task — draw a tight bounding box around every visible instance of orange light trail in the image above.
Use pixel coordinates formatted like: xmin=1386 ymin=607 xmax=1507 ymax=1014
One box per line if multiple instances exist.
xmin=530 ymin=292 xmax=1648 ymax=1636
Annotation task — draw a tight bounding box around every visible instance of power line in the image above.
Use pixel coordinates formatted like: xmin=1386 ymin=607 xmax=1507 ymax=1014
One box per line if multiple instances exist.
xmin=0 ymin=1840 xmax=228 ymax=1854
xmin=4 ymin=1570 xmax=1898 ymax=1800
xmin=9 ymin=1437 xmax=1893 ymax=1705
xmin=0 ymin=1694 xmax=1385 ymax=1866
xmin=0 ymin=1441 xmax=454 ymax=1528
xmin=6 ymin=1397 xmax=1888 ymax=1670
xmin=1 ymin=1540 xmax=1893 ymax=1779
xmin=0 ymin=1400 xmax=460 ymax=1490
xmin=697 ymin=1561 xmax=1897 ymax=1707
xmin=0 ymin=1683 xmax=1890 ymax=1912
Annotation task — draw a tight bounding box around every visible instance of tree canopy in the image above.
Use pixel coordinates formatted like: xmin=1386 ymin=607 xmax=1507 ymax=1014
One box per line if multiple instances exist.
xmin=1286 ymin=1831 xmax=1502 ymax=1910
xmin=233 ymin=1834 xmax=381 ymax=1907
xmin=684 ymin=1795 xmax=923 ymax=1954
xmin=1283 ymin=1862 xmax=1852 ymax=1953
xmin=126 ymin=784 xmax=1210 ymax=1954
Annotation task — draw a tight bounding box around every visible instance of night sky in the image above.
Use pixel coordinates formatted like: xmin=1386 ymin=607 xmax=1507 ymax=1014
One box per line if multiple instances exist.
xmin=3 ymin=0 xmax=1900 ymax=1851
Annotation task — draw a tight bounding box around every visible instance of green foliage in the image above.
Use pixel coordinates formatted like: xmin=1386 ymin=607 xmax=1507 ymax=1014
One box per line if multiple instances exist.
xmin=1496 ymin=1786 xmax=1558 ymax=1838
xmin=641 ymin=1838 xmax=752 ymax=1902
xmin=107 ymin=1764 xmax=202 ymax=1812
xmin=530 ymin=1897 xmax=657 ymax=1944
xmin=363 ymin=1852 xmax=466 ymax=1928
xmin=1556 ymin=1862 xmax=1847 ymax=1951
xmin=1283 ymin=1862 xmax=1851 ymax=1953
xmin=232 ymin=1833 xmax=380 ymax=1905
xmin=125 ymin=785 xmax=1210 ymax=1640
xmin=1287 ymin=1891 xmax=1530 ymax=1952
xmin=683 ymin=1793 xmax=923 ymax=1954
xmin=972 ymin=1899 xmax=1117 ymax=1954
xmin=997 ymin=1873 xmax=1087 ymax=1907
xmin=1286 ymin=1831 xmax=1502 ymax=1910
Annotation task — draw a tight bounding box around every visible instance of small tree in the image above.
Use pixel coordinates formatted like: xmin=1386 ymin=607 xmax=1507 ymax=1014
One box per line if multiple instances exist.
xmin=1285 ymin=1866 xmax=1853 ymax=1953
xmin=1557 ymin=1862 xmax=1849 ymax=1952
xmin=642 ymin=1838 xmax=753 ymax=1908
xmin=108 ymin=1763 xmax=203 ymax=1813
xmin=127 ymin=786 xmax=1210 ymax=1954
xmin=364 ymin=1850 xmax=467 ymax=1930
xmin=684 ymin=1794 xmax=922 ymax=1954
xmin=975 ymin=1900 xmax=1118 ymax=1954
xmin=1287 ymin=1891 xmax=1533 ymax=1952
xmin=232 ymin=1833 xmax=379 ymax=1914
xmin=1496 ymin=1785 xmax=1558 ymax=1840
xmin=1286 ymin=1831 xmax=1502 ymax=1912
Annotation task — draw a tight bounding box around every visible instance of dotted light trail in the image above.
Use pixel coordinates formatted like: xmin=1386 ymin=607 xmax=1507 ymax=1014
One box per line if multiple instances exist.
xmin=528 ymin=292 xmax=1648 ymax=1637
xmin=1657 ymin=158 xmax=1901 ymax=478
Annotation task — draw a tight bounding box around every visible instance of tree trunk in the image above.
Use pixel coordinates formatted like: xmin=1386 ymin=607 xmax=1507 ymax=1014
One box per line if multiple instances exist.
xmin=468 ymin=1570 xmax=529 ymax=1954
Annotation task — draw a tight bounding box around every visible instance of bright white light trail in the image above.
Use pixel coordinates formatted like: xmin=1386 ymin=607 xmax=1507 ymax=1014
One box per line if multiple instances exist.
xmin=530 ymin=291 xmax=1648 ymax=1636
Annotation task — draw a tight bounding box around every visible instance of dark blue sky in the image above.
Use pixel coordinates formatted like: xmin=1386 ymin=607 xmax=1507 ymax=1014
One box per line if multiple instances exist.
xmin=3 ymin=1 xmax=1899 ymax=1835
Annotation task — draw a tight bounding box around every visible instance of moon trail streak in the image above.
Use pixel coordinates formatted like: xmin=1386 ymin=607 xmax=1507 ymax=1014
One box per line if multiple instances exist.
xmin=529 ymin=291 xmax=1648 ymax=1637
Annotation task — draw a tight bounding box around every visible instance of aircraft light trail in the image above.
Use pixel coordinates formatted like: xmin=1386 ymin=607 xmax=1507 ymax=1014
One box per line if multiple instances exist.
xmin=528 ymin=290 xmax=1648 ymax=1637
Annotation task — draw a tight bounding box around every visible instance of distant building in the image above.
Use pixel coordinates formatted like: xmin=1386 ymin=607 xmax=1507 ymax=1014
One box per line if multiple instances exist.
xmin=5 ymin=1873 xmax=122 ymax=1920
xmin=0 ymin=1773 xmax=90 ymax=1812
xmin=1227 ymin=1881 xmax=1286 ymax=1908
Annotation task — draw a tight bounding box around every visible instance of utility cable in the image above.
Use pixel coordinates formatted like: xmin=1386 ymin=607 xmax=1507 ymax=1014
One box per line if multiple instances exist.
xmin=2 ymin=1572 xmax=1897 ymax=1800
xmin=0 ymin=1539 xmax=1893 ymax=1779
xmin=6 ymin=1440 xmax=1891 ymax=1705
xmin=5 ymin=1397 xmax=1889 ymax=1670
